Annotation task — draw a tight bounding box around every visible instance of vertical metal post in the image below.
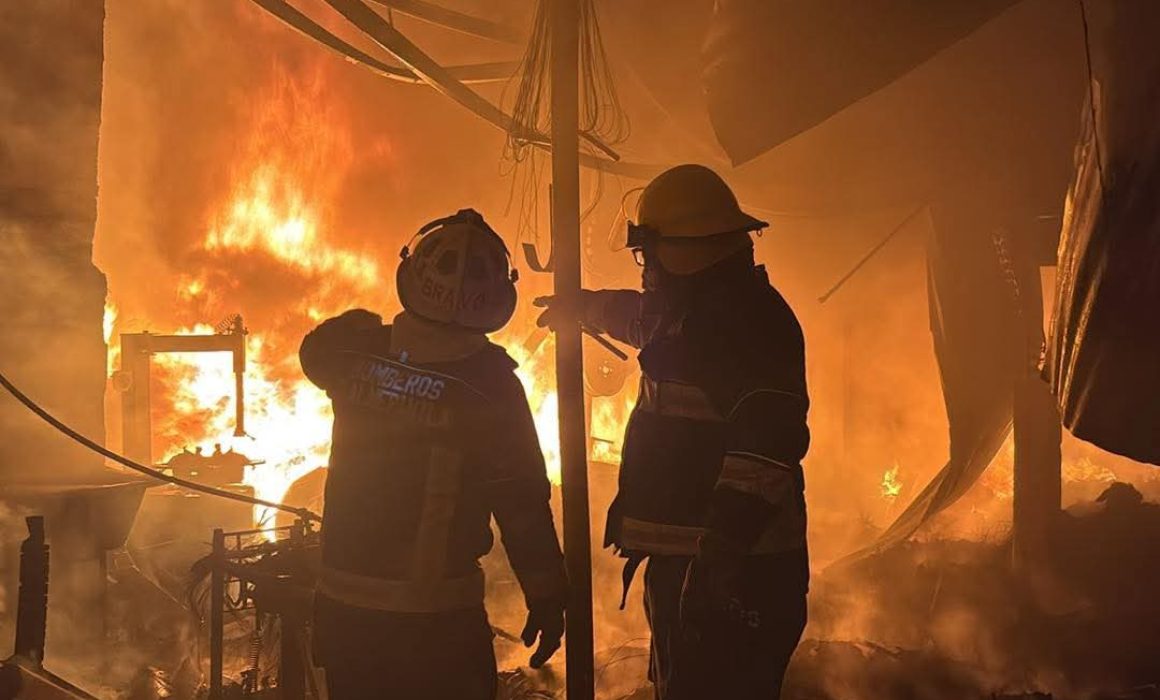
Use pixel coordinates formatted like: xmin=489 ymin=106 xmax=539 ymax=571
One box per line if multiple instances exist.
xmin=232 ymin=329 xmax=247 ymax=438
xmin=209 ymin=528 xmax=225 ymax=700
xmin=549 ymin=1 xmax=594 ymax=698
xmin=14 ymin=515 xmax=49 ymax=664
xmin=1012 ymin=374 xmax=1062 ymax=572
xmin=120 ymin=333 xmax=153 ymax=465
xmin=280 ymin=616 xmax=306 ymax=700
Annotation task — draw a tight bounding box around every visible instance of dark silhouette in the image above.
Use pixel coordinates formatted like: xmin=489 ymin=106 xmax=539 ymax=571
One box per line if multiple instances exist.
xmin=301 ymin=210 xmax=566 ymax=699
xmin=539 ymin=165 xmax=810 ymax=699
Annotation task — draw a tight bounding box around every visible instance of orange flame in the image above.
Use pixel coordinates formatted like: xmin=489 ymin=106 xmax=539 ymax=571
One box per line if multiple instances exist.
xmin=881 ymin=463 xmax=903 ymax=500
xmin=108 ymin=62 xmax=637 ymax=534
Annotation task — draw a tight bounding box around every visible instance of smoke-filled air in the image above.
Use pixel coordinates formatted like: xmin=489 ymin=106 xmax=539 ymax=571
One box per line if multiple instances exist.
xmin=2 ymin=1 xmax=1160 ymax=699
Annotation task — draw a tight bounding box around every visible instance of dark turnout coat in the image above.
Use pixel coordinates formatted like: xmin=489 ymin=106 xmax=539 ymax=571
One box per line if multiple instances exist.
xmin=591 ymin=251 xmax=811 ymax=699
xmin=597 ymin=254 xmax=810 ymax=558
xmin=299 ymin=310 xmax=565 ymax=612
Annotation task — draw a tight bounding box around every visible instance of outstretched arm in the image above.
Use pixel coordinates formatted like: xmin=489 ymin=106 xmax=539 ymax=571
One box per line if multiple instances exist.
xmin=534 ymin=289 xmax=647 ymax=348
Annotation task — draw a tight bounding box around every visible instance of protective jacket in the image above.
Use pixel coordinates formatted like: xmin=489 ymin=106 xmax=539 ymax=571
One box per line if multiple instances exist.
xmin=594 ymin=251 xmax=809 ymax=559
xmin=300 ymin=310 xmax=566 ymax=613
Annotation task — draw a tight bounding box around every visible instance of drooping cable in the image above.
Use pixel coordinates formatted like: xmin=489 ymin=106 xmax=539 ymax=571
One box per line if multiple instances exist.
xmin=0 ymin=368 xmax=322 ymax=523
xmin=504 ymin=0 xmax=631 ymax=254
xmin=506 ymin=0 xmax=629 ymax=162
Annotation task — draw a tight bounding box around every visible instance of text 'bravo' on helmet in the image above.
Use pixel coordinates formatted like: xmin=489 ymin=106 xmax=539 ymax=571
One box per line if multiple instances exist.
xmin=396 ymin=209 xmax=517 ymax=333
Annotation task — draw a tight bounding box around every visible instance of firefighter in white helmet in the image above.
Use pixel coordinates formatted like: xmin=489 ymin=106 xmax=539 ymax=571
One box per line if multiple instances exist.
xmin=302 ymin=209 xmax=567 ymax=699
xmin=538 ymin=165 xmax=810 ymax=699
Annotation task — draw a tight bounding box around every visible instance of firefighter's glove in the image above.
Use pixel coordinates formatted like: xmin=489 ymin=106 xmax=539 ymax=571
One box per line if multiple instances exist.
xmin=680 ymin=534 xmax=758 ymax=639
xmin=334 ymin=308 xmax=383 ymax=331
xmin=533 ymin=290 xmax=609 ymax=331
xmin=521 ymin=598 xmax=565 ymax=668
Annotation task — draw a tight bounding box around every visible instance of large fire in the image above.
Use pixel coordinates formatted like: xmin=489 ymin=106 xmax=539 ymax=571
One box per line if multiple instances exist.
xmin=104 ymin=63 xmax=636 ymax=529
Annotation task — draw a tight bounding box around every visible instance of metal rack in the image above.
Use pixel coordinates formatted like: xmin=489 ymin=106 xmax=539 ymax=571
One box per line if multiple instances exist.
xmin=206 ymin=519 xmax=320 ymax=700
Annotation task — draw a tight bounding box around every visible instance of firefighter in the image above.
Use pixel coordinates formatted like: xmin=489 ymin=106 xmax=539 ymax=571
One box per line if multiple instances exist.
xmin=537 ymin=165 xmax=809 ymax=699
xmin=302 ymin=209 xmax=567 ymax=699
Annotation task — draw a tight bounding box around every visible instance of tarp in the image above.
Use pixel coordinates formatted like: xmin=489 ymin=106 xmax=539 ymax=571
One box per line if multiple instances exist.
xmin=702 ymin=0 xmax=1017 ymax=164
xmin=1045 ymin=1 xmax=1160 ymax=466
xmin=599 ymin=0 xmax=1085 ymax=214
xmin=845 ymin=204 xmax=1049 ymax=559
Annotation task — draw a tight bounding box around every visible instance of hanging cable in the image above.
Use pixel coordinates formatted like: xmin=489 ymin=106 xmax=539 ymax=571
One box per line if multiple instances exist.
xmin=0 ymin=368 xmax=322 ymax=524
xmin=1077 ymin=0 xmax=1107 ymax=190
xmin=817 ymin=204 xmax=927 ymax=304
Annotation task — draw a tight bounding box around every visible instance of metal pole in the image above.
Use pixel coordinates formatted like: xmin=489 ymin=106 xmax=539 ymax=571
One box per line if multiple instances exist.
xmin=120 ymin=333 xmax=153 ymax=466
xmin=549 ymin=1 xmax=594 ymax=698
xmin=209 ymin=528 xmax=225 ymax=700
xmin=14 ymin=515 xmax=49 ymax=664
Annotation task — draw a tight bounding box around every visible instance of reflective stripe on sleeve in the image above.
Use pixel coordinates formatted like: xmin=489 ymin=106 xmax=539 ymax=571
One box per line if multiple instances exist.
xmin=618 ymin=517 xmax=704 ymax=556
xmin=617 ymin=515 xmax=802 ymax=556
xmin=726 ymin=388 xmax=806 ymax=419
xmin=635 ymin=377 xmax=723 ymax=422
xmin=717 ymin=453 xmax=798 ymax=506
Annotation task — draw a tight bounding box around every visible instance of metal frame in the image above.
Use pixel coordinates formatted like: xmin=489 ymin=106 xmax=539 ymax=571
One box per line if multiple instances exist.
xmin=207 ymin=520 xmax=316 ymax=700
xmin=116 ymin=318 xmax=247 ymax=466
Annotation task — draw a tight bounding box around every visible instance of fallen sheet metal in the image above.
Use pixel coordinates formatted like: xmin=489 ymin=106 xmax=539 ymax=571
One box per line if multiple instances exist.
xmin=1045 ymin=1 xmax=1160 ymax=466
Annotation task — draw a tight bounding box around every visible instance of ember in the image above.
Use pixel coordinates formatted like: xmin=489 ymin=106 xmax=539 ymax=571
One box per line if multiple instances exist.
xmin=880 ymin=464 xmax=903 ymax=500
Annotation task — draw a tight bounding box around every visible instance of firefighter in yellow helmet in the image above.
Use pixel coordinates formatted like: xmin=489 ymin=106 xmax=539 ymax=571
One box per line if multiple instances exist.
xmin=302 ymin=209 xmax=567 ymax=699
xmin=538 ymin=165 xmax=810 ymax=699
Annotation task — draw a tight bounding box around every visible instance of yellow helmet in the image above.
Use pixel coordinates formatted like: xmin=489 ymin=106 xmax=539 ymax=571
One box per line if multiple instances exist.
xmin=635 ymin=164 xmax=767 ymax=239
xmin=628 ymin=165 xmax=767 ymax=274
xmin=396 ymin=209 xmax=517 ymax=333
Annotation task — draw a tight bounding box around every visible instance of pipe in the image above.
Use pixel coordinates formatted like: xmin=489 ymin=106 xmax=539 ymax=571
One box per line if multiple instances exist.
xmin=209 ymin=529 xmax=225 ymax=700
xmin=549 ymin=1 xmax=595 ymax=697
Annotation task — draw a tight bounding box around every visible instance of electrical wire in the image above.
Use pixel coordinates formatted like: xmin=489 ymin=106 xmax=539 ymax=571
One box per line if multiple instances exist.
xmin=0 ymin=368 xmax=322 ymax=523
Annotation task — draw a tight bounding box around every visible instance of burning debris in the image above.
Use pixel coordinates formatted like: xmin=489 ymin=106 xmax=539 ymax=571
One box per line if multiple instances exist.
xmin=880 ymin=464 xmax=904 ymax=501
